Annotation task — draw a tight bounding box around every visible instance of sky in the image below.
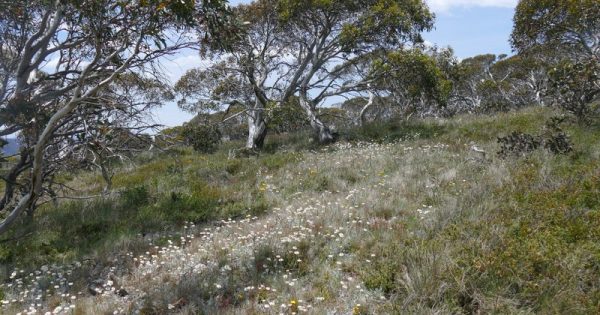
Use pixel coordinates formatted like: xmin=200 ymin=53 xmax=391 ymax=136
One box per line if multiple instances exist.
xmin=153 ymin=0 xmax=519 ymax=128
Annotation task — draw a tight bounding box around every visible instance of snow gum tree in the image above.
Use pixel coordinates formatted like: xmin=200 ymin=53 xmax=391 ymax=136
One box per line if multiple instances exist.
xmin=177 ymin=0 xmax=434 ymax=146
xmin=275 ymin=0 xmax=434 ymax=143
xmin=370 ymin=47 xmax=454 ymax=120
xmin=176 ymin=0 xmax=296 ymax=149
xmin=511 ymin=0 xmax=600 ymax=121
xmin=0 ymin=0 xmax=232 ymax=234
xmin=511 ymin=0 xmax=599 ymax=61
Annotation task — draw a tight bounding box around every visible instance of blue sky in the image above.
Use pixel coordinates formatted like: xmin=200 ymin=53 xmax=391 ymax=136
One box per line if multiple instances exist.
xmin=154 ymin=0 xmax=518 ymax=128
xmin=227 ymin=0 xmax=518 ymax=58
xmin=425 ymin=5 xmax=516 ymax=58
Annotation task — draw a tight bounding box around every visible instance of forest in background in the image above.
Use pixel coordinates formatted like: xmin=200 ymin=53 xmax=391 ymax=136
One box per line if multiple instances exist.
xmin=0 ymin=0 xmax=598 ymax=314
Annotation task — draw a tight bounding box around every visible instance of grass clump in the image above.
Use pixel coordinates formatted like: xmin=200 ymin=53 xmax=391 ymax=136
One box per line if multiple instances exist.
xmin=1 ymin=106 xmax=599 ymax=314
xmin=342 ymin=119 xmax=447 ymax=143
xmin=0 ymin=148 xmax=303 ymax=275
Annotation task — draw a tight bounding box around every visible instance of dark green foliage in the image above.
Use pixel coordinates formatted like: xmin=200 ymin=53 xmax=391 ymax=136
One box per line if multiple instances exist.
xmin=544 ymin=132 xmax=573 ymax=155
xmin=497 ymin=117 xmax=573 ymax=158
xmin=497 ymin=132 xmax=541 ymax=158
xmin=182 ymin=124 xmax=222 ymax=153
xmin=122 ymin=186 xmax=150 ymax=207
xmin=278 ymin=0 xmax=434 ymax=49
xmin=549 ymin=59 xmax=600 ymax=123
xmin=138 ymin=186 xmax=221 ymax=227
xmin=511 ymin=0 xmax=599 ymax=123
xmin=376 ymin=48 xmax=454 ymax=107
xmin=541 ymin=117 xmax=574 ymax=154
xmin=511 ymin=0 xmax=600 ymax=57
xmin=268 ymin=98 xmax=309 ymax=134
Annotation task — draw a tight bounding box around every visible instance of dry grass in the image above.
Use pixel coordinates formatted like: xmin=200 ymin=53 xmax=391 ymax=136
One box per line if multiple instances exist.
xmin=1 ymin=107 xmax=599 ymax=314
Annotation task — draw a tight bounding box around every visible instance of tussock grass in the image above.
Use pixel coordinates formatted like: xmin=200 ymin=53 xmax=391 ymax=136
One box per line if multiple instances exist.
xmin=0 ymin=148 xmax=300 ymax=276
xmin=1 ymin=107 xmax=599 ymax=314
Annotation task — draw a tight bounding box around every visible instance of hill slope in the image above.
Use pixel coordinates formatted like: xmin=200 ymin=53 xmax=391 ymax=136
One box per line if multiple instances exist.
xmin=1 ymin=108 xmax=599 ymax=314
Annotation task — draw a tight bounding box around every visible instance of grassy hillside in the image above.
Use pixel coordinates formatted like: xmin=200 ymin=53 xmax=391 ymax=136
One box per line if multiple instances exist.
xmin=1 ymin=107 xmax=599 ymax=314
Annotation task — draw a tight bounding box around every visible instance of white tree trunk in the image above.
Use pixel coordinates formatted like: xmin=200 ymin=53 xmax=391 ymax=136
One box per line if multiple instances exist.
xmin=359 ymin=91 xmax=375 ymax=126
xmin=246 ymin=108 xmax=267 ymax=149
xmin=535 ymin=90 xmax=545 ymax=106
xmin=299 ymin=94 xmax=334 ymax=144
xmin=0 ymin=26 xmax=143 ymax=234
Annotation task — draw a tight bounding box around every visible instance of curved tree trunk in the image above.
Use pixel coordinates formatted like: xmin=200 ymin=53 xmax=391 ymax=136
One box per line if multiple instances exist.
xmin=0 ymin=151 xmax=30 ymax=211
xmin=100 ymin=163 xmax=113 ymax=196
xmin=0 ymin=94 xmax=81 ymax=235
xmin=246 ymin=106 xmax=268 ymax=150
xmin=359 ymin=91 xmax=375 ymax=127
xmin=246 ymin=118 xmax=267 ymax=149
xmin=299 ymin=93 xmax=334 ymax=144
xmin=0 ymin=24 xmax=143 ymax=234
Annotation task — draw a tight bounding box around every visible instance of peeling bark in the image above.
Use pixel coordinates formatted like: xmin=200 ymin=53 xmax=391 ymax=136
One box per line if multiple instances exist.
xmin=246 ymin=106 xmax=268 ymax=149
xmin=299 ymin=94 xmax=334 ymax=144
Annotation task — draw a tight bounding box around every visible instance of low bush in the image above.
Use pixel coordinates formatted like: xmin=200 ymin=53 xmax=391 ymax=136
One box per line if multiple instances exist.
xmin=182 ymin=124 xmax=221 ymax=153
xmin=497 ymin=117 xmax=573 ymax=158
xmin=497 ymin=131 xmax=541 ymax=157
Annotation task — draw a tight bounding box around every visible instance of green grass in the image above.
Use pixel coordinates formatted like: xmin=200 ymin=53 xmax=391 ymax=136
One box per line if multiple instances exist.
xmin=0 ymin=147 xmax=301 ymax=273
xmin=341 ymin=118 xmax=448 ymax=143
xmin=1 ymin=106 xmax=599 ymax=314
xmin=344 ymin=108 xmax=600 ymax=313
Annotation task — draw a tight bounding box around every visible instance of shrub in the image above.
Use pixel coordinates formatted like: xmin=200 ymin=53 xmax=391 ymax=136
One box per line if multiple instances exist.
xmin=541 ymin=116 xmax=573 ymax=154
xmin=182 ymin=124 xmax=221 ymax=153
xmin=549 ymin=59 xmax=600 ymax=123
xmin=161 ymin=185 xmax=221 ymax=223
xmin=497 ymin=117 xmax=573 ymax=158
xmin=497 ymin=132 xmax=541 ymax=158
xmin=121 ymin=185 xmax=150 ymax=207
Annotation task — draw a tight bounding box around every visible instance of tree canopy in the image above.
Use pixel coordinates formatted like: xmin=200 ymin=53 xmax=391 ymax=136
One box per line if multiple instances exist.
xmin=0 ymin=0 xmax=233 ymax=233
xmin=511 ymin=0 xmax=600 ymax=121
xmin=511 ymin=0 xmax=600 ymax=59
xmin=175 ymin=0 xmax=436 ymax=146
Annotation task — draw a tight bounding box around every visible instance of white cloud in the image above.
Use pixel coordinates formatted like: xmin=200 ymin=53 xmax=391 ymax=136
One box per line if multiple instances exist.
xmin=159 ymin=53 xmax=205 ymax=83
xmin=426 ymin=0 xmax=517 ymax=12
